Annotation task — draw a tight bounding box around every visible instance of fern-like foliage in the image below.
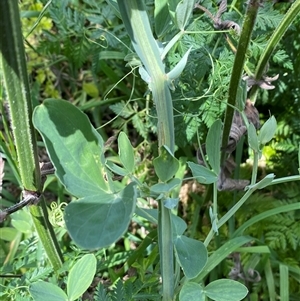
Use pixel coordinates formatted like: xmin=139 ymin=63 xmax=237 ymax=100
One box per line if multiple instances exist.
xmin=93 ymin=278 xmax=161 ymax=301
xmin=255 ymin=2 xmax=283 ymax=31
xmin=237 ymin=183 xmax=300 ymax=261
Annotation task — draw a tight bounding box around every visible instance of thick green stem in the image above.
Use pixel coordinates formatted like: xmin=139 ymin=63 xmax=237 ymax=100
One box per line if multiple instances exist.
xmin=221 ymin=0 xmax=260 ymax=163
xmin=30 ymin=198 xmax=64 ymax=270
xmin=0 ymin=0 xmax=63 ymax=270
xmin=117 ymin=1 xmax=175 ymax=299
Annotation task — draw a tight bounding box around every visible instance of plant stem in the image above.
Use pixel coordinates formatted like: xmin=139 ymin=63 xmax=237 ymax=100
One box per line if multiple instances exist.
xmin=221 ymin=0 xmax=260 ymax=163
xmin=0 ymin=0 xmax=63 ymax=270
xmin=204 ymin=188 xmax=254 ymax=246
xmin=30 ymin=197 xmax=64 ymax=270
xmin=117 ymin=1 xmax=175 ymax=299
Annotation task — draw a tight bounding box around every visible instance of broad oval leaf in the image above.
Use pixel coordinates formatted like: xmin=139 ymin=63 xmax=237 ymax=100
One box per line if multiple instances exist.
xmin=205 ymin=279 xmax=248 ymax=301
xmin=187 ymin=162 xmax=218 ymax=184
xmin=174 ymin=235 xmax=208 ymax=279
xmin=33 ymin=99 xmax=111 ymax=197
xmin=258 ymin=115 xmax=277 ymax=146
xmin=206 ymin=119 xmax=222 ymax=174
xmin=64 ymin=183 xmax=137 ymax=249
xmin=29 ymin=281 xmax=67 ymax=301
xmin=118 ymin=132 xmax=135 ymax=173
xmin=153 ymin=146 xmax=179 ymax=182
xmin=67 ymin=254 xmax=97 ymax=301
xmin=179 ymin=282 xmax=205 ymax=301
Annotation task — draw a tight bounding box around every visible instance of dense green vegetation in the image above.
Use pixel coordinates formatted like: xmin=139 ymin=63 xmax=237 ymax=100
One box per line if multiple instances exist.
xmin=0 ymin=0 xmax=299 ymax=300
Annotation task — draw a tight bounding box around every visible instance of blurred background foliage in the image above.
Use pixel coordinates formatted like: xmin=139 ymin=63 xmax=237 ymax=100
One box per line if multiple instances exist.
xmin=0 ymin=0 xmax=299 ymax=300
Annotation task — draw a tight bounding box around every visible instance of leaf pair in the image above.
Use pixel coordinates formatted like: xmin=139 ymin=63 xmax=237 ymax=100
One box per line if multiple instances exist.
xmin=33 ymin=99 xmax=137 ymax=249
xmin=30 ymin=254 xmax=96 ymax=301
xmin=248 ymin=115 xmax=277 ymax=154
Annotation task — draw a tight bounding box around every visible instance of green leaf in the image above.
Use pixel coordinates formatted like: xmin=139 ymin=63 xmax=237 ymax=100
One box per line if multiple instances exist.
xmin=82 ymin=82 xmax=99 ymax=98
xmin=206 ymin=119 xmax=222 ymax=174
xmin=64 ymin=183 xmax=137 ymax=249
xmin=233 ymin=203 xmax=300 ymax=237
xmin=167 ymin=47 xmax=192 ymax=82
xmin=106 ymin=161 xmax=128 ymax=176
xmin=175 ymin=0 xmax=195 ymax=30
xmin=280 ymin=264 xmax=289 ymax=301
xmin=153 ymin=146 xmax=180 ymax=182
xmin=248 ymin=123 xmax=259 ymax=152
xmin=0 ymin=227 xmax=18 ymax=241
xmin=154 ymin=0 xmax=171 ymax=37
xmin=187 ymin=162 xmax=218 ymax=184
xmin=174 ymin=235 xmax=207 ymax=279
xmin=67 ymin=254 xmax=97 ymax=301
xmin=172 ymin=214 xmax=187 ymax=236
xmin=236 ymin=81 xmax=247 ymax=111
xmin=33 ymin=99 xmax=111 ymax=197
xmin=11 ymin=209 xmax=33 ymax=234
xmin=258 ymin=116 xmax=277 ymax=146
xmin=163 ymin=198 xmax=179 ymax=209
xmin=118 ymin=132 xmax=135 ymax=173
xmin=29 ymin=281 xmax=67 ymax=301
xmin=135 ymin=208 xmax=158 ymax=224
xmin=179 ymin=282 xmax=205 ymax=301
xmin=150 ymin=178 xmax=181 ymax=194
xmin=194 ymin=236 xmax=253 ymax=281
xmin=205 ymin=279 xmax=248 ymax=301
xmin=247 ymin=173 xmax=275 ymax=190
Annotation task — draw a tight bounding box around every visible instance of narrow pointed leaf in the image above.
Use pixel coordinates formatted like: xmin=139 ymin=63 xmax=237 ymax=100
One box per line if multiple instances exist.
xmin=106 ymin=161 xmax=128 ymax=176
xmin=187 ymin=162 xmax=218 ymax=184
xmin=118 ymin=132 xmax=135 ymax=173
xmin=206 ymin=119 xmax=222 ymax=174
xmin=151 ymin=178 xmax=181 ymax=194
xmin=247 ymin=173 xmax=275 ymax=190
xmin=194 ymin=236 xmax=253 ymax=281
xmin=167 ymin=47 xmax=192 ymax=81
xmin=248 ymin=123 xmax=259 ymax=152
xmin=258 ymin=116 xmax=277 ymax=146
